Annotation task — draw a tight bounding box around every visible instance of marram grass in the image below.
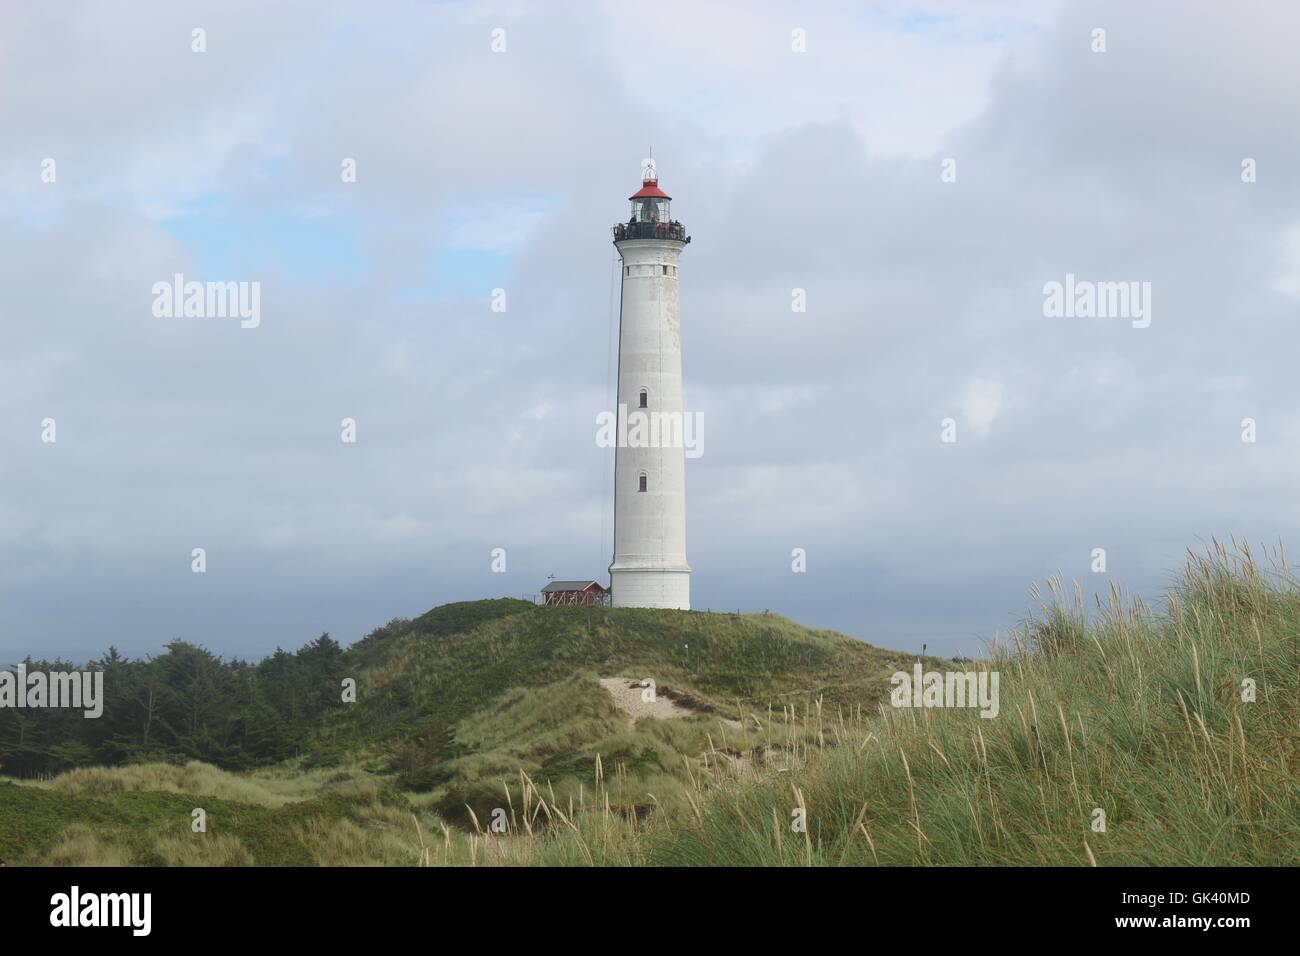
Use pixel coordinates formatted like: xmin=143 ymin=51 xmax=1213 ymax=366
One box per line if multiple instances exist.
xmin=432 ymin=540 xmax=1298 ymax=866
xmin=3 ymin=540 xmax=1295 ymax=866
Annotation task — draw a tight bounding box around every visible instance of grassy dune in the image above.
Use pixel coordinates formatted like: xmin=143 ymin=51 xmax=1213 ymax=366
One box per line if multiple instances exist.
xmin=0 ymin=763 xmax=411 ymax=866
xmin=319 ymin=603 xmax=919 ymax=822
xmin=1 ymin=603 xmax=915 ymax=865
xmin=2 ymin=541 xmax=1295 ymax=866
xmin=468 ymin=540 xmax=1299 ymax=866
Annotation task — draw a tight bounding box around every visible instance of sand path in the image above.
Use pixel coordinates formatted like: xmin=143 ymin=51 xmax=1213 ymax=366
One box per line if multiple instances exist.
xmin=598 ymin=677 xmax=699 ymax=727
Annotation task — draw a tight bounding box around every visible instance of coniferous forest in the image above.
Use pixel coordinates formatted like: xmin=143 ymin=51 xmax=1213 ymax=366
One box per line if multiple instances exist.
xmin=0 ymin=634 xmax=351 ymax=777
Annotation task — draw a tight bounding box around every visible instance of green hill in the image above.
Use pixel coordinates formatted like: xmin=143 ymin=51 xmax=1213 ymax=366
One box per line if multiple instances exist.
xmin=638 ymin=544 xmax=1300 ymax=866
xmin=318 ymin=602 xmax=934 ymax=821
xmin=0 ymin=601 xmax=935 ymax=864
xmin=3 ymin=540 xmax=1294 ymax=866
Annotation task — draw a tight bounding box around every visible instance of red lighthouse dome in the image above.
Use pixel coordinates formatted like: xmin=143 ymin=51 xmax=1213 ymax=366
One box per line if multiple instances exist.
xmin=614 ymin=158 xmax=689 ymax=244
xmin=629 ymin=179 xmax=671 ymax=201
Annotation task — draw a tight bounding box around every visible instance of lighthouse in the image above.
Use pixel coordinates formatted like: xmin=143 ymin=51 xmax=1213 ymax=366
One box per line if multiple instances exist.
xmin=608 ymin=159 xmax=692 ymax=610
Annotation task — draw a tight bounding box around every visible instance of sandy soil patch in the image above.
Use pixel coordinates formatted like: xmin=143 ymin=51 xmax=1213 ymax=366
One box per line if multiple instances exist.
xmin=599 ymin=677 xmax=701 ymax=727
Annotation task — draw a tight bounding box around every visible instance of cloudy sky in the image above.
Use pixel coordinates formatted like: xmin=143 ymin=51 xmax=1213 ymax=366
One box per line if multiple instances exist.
xmin=3 ymin=0 xmax=1299 ymax=662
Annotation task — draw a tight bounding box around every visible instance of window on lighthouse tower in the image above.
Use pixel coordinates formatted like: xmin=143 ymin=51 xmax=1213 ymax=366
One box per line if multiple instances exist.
xmin=638 ymin=388 xmax=648 ymax=409
xmin=638 ymin=472 xmax=648 ymax=493
xmin=632 ymin=196 xmax=670 ymax=223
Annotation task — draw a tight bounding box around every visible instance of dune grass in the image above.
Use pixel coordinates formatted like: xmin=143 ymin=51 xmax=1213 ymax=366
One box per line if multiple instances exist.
xmin=0 ymin=764 xmax=418 ymax=866
xmin=322 ymin=602 xmax=924 ymax=823
xmin=3 ymin=540 xmax=1294 ymax=866
xmin=421 ymin=540 xmax=1300 ymax=866
xmin=31 ymin=760 xmax=377 ymax=807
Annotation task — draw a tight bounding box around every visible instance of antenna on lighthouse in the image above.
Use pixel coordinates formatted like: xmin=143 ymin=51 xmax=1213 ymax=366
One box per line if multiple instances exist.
xmin=641 ymin=156 xmax=657 ymax=182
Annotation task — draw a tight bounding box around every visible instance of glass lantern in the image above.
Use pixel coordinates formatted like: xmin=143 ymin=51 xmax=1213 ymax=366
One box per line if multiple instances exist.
xmin=631 ymin=196 xmax=670 ymax=223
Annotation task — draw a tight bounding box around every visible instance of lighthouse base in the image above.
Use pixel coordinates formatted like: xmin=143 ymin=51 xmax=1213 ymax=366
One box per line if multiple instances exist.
xmin=609 ymin=568 xmax=691 ymax=610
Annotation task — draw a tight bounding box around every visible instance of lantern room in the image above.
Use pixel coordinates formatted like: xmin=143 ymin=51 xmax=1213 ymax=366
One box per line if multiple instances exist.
xmin=629 ymin=178 xmax=671 ymax=223
xmin=613 ymin=158 xmax=690 ymax=244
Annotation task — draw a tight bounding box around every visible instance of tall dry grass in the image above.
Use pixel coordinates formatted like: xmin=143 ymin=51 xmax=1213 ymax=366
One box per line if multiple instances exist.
xmin=12 ymin=541 xmax=1296 ymax=867
xmin=421 ymin=540 xmax=1299 ymax=866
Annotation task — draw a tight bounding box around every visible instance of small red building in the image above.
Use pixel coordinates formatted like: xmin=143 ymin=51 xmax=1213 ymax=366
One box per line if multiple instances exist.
xmin=540 ymin=580 xmax=610 ymax=606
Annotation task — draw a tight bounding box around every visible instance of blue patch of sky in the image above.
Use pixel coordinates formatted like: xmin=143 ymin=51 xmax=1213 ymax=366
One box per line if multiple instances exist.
xmin=160 ymin=195 xmax=370 ymax=284
xmin=157 ymin=176 xmax=560 ymax=301
xmin=12 ymin=205 xmax=64 ymax=229
xmin=394 ymin=246 xmax=514 ymax=303
xmin=394 ymin=191 xmax=561 ymax=302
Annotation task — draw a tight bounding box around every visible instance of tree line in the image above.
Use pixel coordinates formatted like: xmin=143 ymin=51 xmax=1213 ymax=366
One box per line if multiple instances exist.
xmin=0 ymin=633 xmax=351 ymax=777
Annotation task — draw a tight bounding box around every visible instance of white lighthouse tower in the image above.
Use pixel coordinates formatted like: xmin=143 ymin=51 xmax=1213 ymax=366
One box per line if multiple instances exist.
xmin=608 ymin=159 xmax=691 ymax=610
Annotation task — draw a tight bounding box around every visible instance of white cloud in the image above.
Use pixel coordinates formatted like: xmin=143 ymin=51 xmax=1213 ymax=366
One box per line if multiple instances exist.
xmin=4 ymin=0 xmax=1300 ymax=660
xmin=1272 ymin=223 xmax=1300 ymax=298
xmin=960 ymin=376 xmax=1005 ymax=439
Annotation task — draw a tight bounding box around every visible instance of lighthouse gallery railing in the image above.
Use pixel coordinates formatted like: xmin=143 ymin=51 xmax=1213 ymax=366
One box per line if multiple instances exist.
xmin=612 ymin=221 xmax=690 ymax=243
